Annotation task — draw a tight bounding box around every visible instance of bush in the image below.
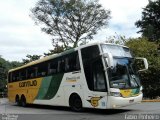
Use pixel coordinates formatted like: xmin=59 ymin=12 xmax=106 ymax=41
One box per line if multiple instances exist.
xmin=126 ymin=37 xmax=160 ymax=99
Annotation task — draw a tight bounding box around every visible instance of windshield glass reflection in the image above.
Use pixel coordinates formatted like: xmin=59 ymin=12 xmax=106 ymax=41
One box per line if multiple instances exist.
xmin=108 ymin=57 xmax=140 ymax=89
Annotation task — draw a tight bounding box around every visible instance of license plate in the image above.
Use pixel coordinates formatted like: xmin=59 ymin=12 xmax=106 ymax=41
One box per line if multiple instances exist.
xmin=129 ymin=99 xmax=134 ymax=103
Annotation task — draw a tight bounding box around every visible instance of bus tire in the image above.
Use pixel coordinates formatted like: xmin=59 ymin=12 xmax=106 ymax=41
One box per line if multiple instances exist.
xmin=15 ymin=95 xmax=20 ymax=106
xmin=69 ymin=94 xmax=83 ymax=112
xmin=20 ymin=95 xmax=27 ymax=107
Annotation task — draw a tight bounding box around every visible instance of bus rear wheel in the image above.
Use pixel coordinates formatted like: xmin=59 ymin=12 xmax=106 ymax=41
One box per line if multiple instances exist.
xmin=15 ymin=95 xmax=20 ymax=106
xmin=20 ymin=95 xmax=27 ymax=107
xmin=69 ymin=94 xmax=83 ymax=112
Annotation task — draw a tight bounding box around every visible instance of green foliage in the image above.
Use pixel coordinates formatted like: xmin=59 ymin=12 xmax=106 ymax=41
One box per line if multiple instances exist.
xmin=10 ymin=61 xmax=23 ymax=69
xmin=126 ymin=38 xmax=157 ymax=57
xmin=106 ymin=34 xmax=127 ymax=45
xmin=135 ymin=0 xmax=160 ymax=42
xmin=0 ymin=56 xmax=22 ymax=93
xmin=31 ymin=0 xmax=110 ymax=49
xmin=126 ymin=38 xmax=160 ymax=98
xmin=22 ymin=54 xmax=41 ymax=64
xmin=44 ymin=44 xmax=65 ymax=56
xmin=0 ymin=57 xmax=7 ymax=90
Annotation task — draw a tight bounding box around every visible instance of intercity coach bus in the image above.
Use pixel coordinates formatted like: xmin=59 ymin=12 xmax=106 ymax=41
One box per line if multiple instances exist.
xmin=7 ymin=42 xmax=148 ymax=111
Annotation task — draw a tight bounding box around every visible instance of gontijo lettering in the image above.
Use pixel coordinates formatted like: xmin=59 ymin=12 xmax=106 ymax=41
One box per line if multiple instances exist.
xmin=19 ymin=80 xmax=37 ymax=87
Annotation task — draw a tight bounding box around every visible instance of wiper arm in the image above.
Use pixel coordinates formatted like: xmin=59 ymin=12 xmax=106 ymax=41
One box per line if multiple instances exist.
xmin=132 ymin=75 xmax=140 ymax=87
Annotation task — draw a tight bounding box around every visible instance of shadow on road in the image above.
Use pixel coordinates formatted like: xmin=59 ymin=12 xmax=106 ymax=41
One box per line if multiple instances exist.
xmin=14 ymin=104 xmax=132 ymax=115
xmin=84 ymin=108 xmax=131 ymax=115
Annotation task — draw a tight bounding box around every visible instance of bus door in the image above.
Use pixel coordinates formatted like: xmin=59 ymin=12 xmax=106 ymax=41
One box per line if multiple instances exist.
xmin=81 ymin=45 xmax=108 ymax=108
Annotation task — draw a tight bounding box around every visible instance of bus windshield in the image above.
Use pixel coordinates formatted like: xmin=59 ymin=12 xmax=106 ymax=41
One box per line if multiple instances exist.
xmin=107 ymin=57 xmax=140 ymax=89
xmin=101 ymin=44 xmax=132 ymax=58
xmin=101 ymin=44 xmax=140 ymax=89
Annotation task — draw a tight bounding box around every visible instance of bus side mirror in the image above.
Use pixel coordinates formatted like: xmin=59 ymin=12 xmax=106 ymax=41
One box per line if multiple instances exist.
xmin=135 ymin=57 xmax=148 ymax=72
xmin=102 ymin=53 xmax=114 ymax=68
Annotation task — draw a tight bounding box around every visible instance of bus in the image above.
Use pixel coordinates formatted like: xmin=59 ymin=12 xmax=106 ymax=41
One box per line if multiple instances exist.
xmin=7 ymin=42 xmax=148 ymax=111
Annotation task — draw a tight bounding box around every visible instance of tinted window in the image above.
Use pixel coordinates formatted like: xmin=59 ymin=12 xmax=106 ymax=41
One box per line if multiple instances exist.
xmin=27 ymin=66 xmax=37 ymax=79
xmin=81 ymin=45 xmax=107 ymax=91
xmin=65 ymin=51 xmax=80 ymax=72
xmin=57 ymin=57 xmax=65 ymax=73
xmin=92 ymin=58 xmax=107 ymax=91
xmin=19 ymin=69 xmax=26 ymax=80
xmin=48 ymin=59 xmax=58 ymax=75
xmin=11 ymin=70 xmax=20 ymax=82
xmin=8 ymin=72 xmax=12 ymax=83
xmin=81 ymin=45 xmax=102 ymax=91
xmin=50 ymin=51 xmax=80 ymax=74
xmin=8 ymin=51 xmax=80 ymax=82
xmin=37 ymin=62 xmax=48 ymax=77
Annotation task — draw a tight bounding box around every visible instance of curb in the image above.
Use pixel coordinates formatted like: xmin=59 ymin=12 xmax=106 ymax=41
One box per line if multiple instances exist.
xmin=142 ymin=100 xmax=160 ymax=102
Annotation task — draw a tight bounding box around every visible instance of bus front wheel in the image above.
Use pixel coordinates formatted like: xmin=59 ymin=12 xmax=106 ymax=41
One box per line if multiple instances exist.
xmin=69 ymin=94 xmax=83 ymax=112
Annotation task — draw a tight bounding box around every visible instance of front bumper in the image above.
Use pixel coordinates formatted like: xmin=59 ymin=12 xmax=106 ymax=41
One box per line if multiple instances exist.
xmin=107 ymin=93 xmax=143 ymax=108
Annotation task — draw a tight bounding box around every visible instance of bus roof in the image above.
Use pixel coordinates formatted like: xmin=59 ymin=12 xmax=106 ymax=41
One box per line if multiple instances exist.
xmin=9 ymin=42 xmax=128 ymax=72
xmin=9 ymin=48 xmax=75 ymax=72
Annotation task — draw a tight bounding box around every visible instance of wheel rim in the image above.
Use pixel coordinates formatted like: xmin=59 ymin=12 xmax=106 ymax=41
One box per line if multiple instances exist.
xmin=16 ymin=97 xmax=19 ymax=105
xmin=70 ymin=95 xmax=82 ymax=111
xmin=74 ymin=98 xmax=82 ymax=109
xmin=21 ymin=97 xmax=26 ymax=107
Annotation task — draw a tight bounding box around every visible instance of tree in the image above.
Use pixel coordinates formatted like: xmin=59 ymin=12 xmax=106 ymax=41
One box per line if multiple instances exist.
xmin=9 ymin=61 xmax=23 ymax=68
xmin=31 ymin=0 xmax=110 ymax=49
xmin=126 ymin=38 xmax=160 ymax=99
xmin=22 ymin=54 xmax=41 ymax=64
xmin=0 ymin=56 xmax=22 ymax=94
xmin=44 ymin=44 xmax=65 ymax=56
xmin=135 ymin=0 xmax=160 ymax=42
xmin=0 ymin=57 xmax=7 ymax=91
xmin=105 ymin=34 xmax=127 ymax=45
xmin=106 ymin=36 xmax=160 ymax=98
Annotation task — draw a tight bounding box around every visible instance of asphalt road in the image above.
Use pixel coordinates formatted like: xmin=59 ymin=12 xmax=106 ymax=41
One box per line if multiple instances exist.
xmin=0 ymin=98 xmax=160 ymax=120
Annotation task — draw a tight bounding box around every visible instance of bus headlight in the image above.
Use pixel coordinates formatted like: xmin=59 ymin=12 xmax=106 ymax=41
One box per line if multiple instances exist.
xmin=110 ymin=92 xmax=122 ymax=97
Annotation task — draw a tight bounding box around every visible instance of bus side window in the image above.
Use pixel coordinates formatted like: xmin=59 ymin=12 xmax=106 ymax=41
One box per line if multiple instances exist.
xmin=15 ymin=71 xmax=19 ymax=82
xmin=76 ymin=54 xmax=80 ymax=70
xmin=64 ymin=51 xmax=80 ymax=72
xmin=61 ymin=59 xmax=65 ymax=72
xmin=19 ymin=69 xmax=26 ymax=80
xmin=12 ymin=72 xmax=16 ymax=82
xmin=49 ymin=59 xmax=58 ymax=75
xmin=57 ymin=59 xmax=61 ymax=73
xmin=65 ymin=57 xmax=69 ymax=72
xmin=8 ymin=72 xmax=12 ymax=83
xmin=73 ymin=52 xmax=80 ymax=71
xmin=37 ymin=62 xmax=48 ymax=77
xmin=11 ymin=71 xmax=19 ymax=82
xmin=27 ymin=67 xmax=36 ymax=79
xmin=57 ymin=57 xmax=65 ymax=73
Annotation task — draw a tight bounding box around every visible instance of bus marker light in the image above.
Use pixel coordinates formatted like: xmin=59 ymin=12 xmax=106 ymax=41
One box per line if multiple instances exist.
xmin=113 ymin=104 xmax=116 ymax=108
